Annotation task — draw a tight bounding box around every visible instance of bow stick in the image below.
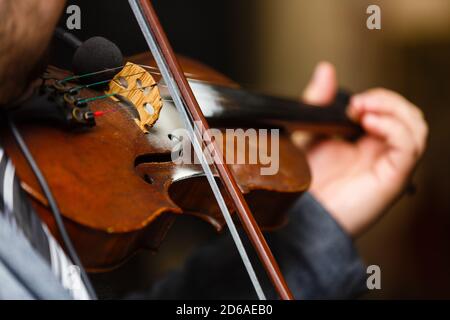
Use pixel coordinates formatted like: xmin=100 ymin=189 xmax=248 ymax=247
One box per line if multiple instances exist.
xmin=128 ymin=0 xmax=293 ymax=300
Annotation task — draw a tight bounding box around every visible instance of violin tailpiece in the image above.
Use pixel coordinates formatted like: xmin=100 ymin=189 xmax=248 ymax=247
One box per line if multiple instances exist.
xmin=106 ymin=62 xmax=163 ymax=133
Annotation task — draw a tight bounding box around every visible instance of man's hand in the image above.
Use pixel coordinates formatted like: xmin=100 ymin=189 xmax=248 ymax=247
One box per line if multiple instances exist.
xmin=300 ymin=62 xmax=428 ymax=237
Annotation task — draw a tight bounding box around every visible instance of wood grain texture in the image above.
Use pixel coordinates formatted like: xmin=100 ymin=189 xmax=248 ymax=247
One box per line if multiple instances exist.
xmin=1 ymin=54 xmax=310 ymax=270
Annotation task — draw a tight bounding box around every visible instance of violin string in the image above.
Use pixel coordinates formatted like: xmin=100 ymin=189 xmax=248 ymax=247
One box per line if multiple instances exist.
xmin=129 ymin=0 xmax=266 ymax=300
xmin=75 ymin=84 xmax=157 ymax=105
xmin=73 ymin=81 xmax=223 ymax=119
xmin=59 ymin=63 xmax=198 ymax=85
xmin=57 ymin=63 xmax=206 ymax=107
xmin=69 ymin=71 xmax=148 ymax=93
xmin=58 ymin=65 xmax=131 ymax=84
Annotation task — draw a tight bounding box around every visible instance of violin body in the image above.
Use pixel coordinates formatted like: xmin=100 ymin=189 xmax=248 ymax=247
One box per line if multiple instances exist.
xmin=1 ymin=52 xmax=311 ymax=270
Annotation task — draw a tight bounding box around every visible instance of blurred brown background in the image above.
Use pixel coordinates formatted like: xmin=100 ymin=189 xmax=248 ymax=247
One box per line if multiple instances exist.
xmin=245 ymin=0 xmax=450 ymax=299
xmin=232 ymin=0 xmax=450 ymax=299
xmin=62 ymin=0 xmax=450 ymax=299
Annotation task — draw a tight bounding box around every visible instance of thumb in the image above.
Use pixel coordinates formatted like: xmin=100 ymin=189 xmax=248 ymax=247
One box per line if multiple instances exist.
xmin=302 ymin=61 xmax=338 ymax=106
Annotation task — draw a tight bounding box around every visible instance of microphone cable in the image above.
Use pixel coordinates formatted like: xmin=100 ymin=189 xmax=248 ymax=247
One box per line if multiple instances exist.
xmin=7 ymin=117 xmax=98 ymax=300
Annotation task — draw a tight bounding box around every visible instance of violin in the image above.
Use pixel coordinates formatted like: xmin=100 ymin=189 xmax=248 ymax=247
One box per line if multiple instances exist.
xmin=1 ymin=0 xmax=359 ymax=300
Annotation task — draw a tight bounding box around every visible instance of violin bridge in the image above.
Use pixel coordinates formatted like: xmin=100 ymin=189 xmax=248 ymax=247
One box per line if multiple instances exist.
xmin=106 ymin=62 xmax=163 ymax=133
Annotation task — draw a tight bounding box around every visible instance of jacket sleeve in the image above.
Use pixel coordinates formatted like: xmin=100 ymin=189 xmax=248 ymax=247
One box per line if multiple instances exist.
xmin=143 ymin=192 xmax=368 ymax=299
xmin=0 ymin=214 xmax=72 ymax=300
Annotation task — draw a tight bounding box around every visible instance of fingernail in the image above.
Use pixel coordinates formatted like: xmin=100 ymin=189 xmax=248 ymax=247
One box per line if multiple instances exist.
xmin=304 ymin=67 xmax=323 ymax=101
xmin=364 ymin=114 xmax=378 ymax=126
xmin=347 ymin=105 xmax=360 ymax=122
xmin=365 ymin=96 xmax=381 ymax=109
xmin=312 ymin=63 xmax=327 ymax=83
xmin=347 ymin=96 xmax=361 ymax=120
xmin=351 ymin=95 xmax=363 ymax=107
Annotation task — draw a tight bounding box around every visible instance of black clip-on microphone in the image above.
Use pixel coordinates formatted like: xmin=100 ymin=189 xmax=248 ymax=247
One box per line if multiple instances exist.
xmin=9 ymin=28 xmax=124 ymax=130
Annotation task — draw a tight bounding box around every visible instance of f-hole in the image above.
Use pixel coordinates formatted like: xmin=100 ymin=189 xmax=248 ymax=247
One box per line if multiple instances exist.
xmin=135 ymin=153 xmax=173 ymax=186
xmin=143 ymin=174 xmax=154 ymax=185
xmin=134 ymin=153 xmax=173 ymax=167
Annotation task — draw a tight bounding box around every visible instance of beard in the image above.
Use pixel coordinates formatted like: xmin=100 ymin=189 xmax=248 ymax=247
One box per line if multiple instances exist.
xmin=0 ymin=1 xmax=64 ymax=106
xmin=0 ymin=45 xmax=51 ymax=107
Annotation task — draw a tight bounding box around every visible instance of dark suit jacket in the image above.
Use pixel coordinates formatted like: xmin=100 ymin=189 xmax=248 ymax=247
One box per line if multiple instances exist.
xmin=0 ymin=192 xmax=366 ymax=300
xmin=0 ymin=190 xmax=366 ymax=299
xmin=142 ymin=193 xmax=367 ymax=299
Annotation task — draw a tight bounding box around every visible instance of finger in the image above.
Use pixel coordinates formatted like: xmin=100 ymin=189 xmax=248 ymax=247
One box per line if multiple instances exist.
xmin=349 ymin=88 xmax=421 ymax=127
xmin=362 ymin=113 xmax=420 ymax=187
xmin=361 ymin=113 xmax=419 ymax=171
xmin=349 ymin=89 xmax=427 ymax=154
xmin=302 ymin=61 xmax=337 ymax=106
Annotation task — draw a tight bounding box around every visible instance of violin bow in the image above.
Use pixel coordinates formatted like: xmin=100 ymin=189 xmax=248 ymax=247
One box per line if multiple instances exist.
xmin=128 ymin=0 xmax=293 ymax=300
